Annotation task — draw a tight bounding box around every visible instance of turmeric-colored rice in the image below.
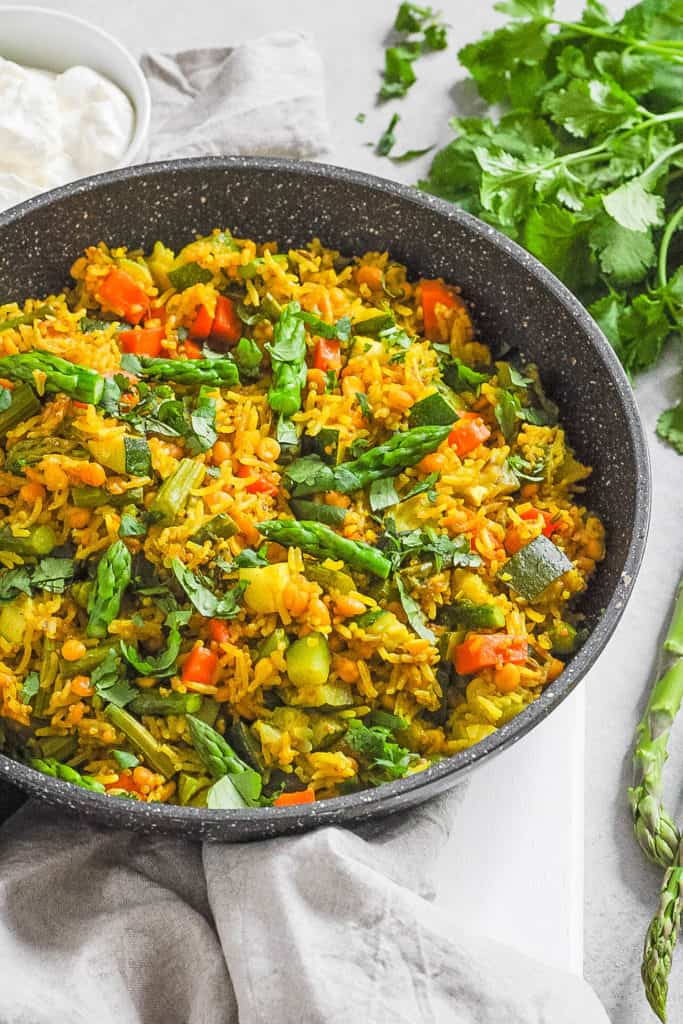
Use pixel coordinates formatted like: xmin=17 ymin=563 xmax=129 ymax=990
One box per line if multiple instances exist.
xmin=0 ymin=231 xmax=604 ymax=807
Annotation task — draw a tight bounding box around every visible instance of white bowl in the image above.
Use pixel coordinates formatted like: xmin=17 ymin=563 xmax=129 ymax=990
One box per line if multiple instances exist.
xmin=0 ymin=5 xmax=150 ymax=167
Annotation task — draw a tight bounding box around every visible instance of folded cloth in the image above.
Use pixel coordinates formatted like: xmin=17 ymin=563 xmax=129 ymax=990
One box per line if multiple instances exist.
xmin=0 ymin=35 xmax=610 ymax=1024
xmin=141 ymin=32 xmax=331 ymax=161
xmin=0 ymin=797 xmax=610 ymax=1024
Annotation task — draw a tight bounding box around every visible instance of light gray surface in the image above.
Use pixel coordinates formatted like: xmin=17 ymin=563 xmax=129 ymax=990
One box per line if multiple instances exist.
xmin=2 ymin=1 xmax=673 ymax=1021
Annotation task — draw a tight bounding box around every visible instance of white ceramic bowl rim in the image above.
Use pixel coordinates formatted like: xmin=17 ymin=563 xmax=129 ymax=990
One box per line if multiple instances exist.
xmin=0 ymin=4 xmax=151 ymax=167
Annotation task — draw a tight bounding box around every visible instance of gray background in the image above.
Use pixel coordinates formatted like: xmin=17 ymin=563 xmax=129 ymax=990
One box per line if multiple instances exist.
xmin=4 ymin=1 xmax=682 ymax=1021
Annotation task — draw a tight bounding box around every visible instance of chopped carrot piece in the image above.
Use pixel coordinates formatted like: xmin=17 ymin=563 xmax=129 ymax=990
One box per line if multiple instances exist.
xmin=274 ymin=788 xmax=315 ymax=807
xmin=448 ymin=413 xmax=491 ymax=456
xmin=98 ymin=268 xmax=149 ymax=325
xmin=454 ymin=633 xmax=528 ymax=675
xmin=313 ymin=338 xmax=342 ymax=372
xmin=182 ymin=645 xmax=218 ymax=685
xmin=208 ymin=619 xmax=231 ymax=644
xmin=356 ymin=265 xmax=383 ymax=290
xmin=190 ymin=304 xmax=213 ymax=340
xmin=420 ymin=279 xmax=460 ymax=339
xmin=183 ymin=339 xmax=203 ymax=359
xmin=211 ymin=295 xmax=241 ymax=346
xmin=119 ymin=326 xmax=165 ymax=357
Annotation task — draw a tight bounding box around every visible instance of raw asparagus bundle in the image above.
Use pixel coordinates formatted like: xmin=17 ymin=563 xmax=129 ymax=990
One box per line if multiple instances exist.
xmin=631 ymin=579 xmax=683 ymax=1018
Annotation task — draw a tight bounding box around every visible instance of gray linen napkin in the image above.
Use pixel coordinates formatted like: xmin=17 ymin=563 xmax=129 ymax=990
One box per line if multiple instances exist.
xmin=0 ymin=36 xmax=609 ymax=1024
xmin=141 ymin=32 xmax=331 ymax=160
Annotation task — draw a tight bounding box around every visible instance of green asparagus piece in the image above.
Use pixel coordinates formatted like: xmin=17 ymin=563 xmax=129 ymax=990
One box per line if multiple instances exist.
xmin=104 ymin=704 xmax=177 ymax=778
xmin=122 ymin=354 xmax=239 ymax=387
xmin=193 ymin=696 xmax=220 ymax=727
xmin=5 ymin=437 xmax=87 ymax=474
xmin=0 ymin=524 xmax=56 ymax=557
xmin=71 ymin=486 xmax=144 ymax=509
xmin=150 ymin=458 xmax=204 ymax=524
xmin=190 ymin=512 xmax=238 ymax=544
xmin=29 ymin=757 xmax=106 ymax=793
xmin=266 ymin=302 xmax=307 ymax=418
xmin=642 ymin=842 xmax=683 ymax=1022
xmin=629 ymin=582 xmax=683 ymax=867
xmin=287 ymin=424 xmax=452 ymax=497
xmin=177 ymin=771 xmax=211 ymax=806
xmin=186 ymin=713 xmax=262 ymax=804
xmin=0 ymin=385 xmax=40 ymax=437
xmin=86 ymin=540 xmax=132 ymax=638
xmin=129 ymin=692 xmax=202 ymax=716
xmin=59 ymin=641 xmax=118 ymax=678
xmin=0 ymin=351 xmax=104 ymax=404
xmin=37 ymin=734 xmax=78 ymax=761
xmin=258 ymin=519 xmax=391 ymax=579
xmin=33 ymin=637 xmax=59 ymax=718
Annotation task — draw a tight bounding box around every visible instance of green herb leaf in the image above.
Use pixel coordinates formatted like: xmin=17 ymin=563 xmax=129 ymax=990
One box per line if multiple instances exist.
xmin=20 ymin=671 xmax=39 ymax=704
xmin=119 ymin=513 xmax=147 ymax=538
xmin=91 ymin=649 xmax=137 ymax=708
xmin=369 ymin=477 xmax=400 ymax=512
xmin=377 ymin=112 xmax=401 ymax=156
xmin=31 ymin=557 xmax=75 ymax=594
xmin=171 ymin=559 xmax=247 ymax=619
xmin=113 ymin=749 xmax=140 ymax=770
xmin=120 ymin=609 xmax=190 ymax=678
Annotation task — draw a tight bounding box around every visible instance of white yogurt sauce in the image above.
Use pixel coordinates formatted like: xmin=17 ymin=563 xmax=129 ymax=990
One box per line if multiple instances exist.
xmin=0 ymin=56 xmax=134 ymax=211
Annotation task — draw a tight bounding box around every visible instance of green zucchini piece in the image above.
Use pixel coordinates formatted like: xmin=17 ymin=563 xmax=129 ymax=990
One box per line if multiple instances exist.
xmin=124 ymin=437 xmax=152 ymax=476
xmin=444 ymin=599 xmax=506 ymax=630
xmin=167 ymin=262 xmax=213 ymax=290
xmin=499 ymin=535 xmax=572 ymax=601
xmin=548 ymin=621 xmax=578 ymax=656
xmin=353 ymin=313 xmax=395 ymax=335
xmin=408 ymin=390 xmax=459 ymax=428
xmin=256 ymin=628 xmax=289 ymax=660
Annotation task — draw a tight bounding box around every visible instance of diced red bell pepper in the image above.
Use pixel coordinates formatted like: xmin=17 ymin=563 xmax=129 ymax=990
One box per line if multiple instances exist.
xmin=313 ymin=338 xmax=342 ymax=372
xmin=208 ymin=619 xmax=231 ymax=644
xmin=420 ymin=279 xmax=460 ymax=340
xmin=454 ymin=633 xmax=528 ymax=675
xmin=182 ymin=645 xmax=218 ymax=685
xmin=98 ymin=268 xmax=150 ymax=326
xmin=183 ymin=339 xmax=204 ymax=359
xmin=210 ymin=295 xmax=241 ymax=346
xmin=520 ymin=507 xmax=563 ymax=538
xmin=149 ymin=305 xmax=167 ymax=325
xmin=119 ymin=325 xmax=165 ymax=357
xmin=274 ymin=789 xmax=315 ymax=807
xmin=190 ymin=304 xmax=213 ymax=340
xmin=237 ymin=465 xmax=278 ymax=496
xmin=448 ymin=413 xmax=491 ymax=456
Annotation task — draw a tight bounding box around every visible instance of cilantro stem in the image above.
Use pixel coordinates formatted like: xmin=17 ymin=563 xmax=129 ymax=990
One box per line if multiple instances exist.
xmin=658 ymin=203 xmax=683 ymax=319
xmin=641 ymin=144 xmax=683 ymax=187
xmin=548 ymin=19 xmax=683 ymax=62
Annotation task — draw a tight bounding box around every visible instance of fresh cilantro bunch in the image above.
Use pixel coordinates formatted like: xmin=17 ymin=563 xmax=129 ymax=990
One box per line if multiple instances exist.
xmin=418 ymin=0 xmax=683 ymax=446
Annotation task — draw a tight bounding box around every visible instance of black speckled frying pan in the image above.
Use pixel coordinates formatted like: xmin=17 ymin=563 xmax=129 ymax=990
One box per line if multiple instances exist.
xmin=0 ymin=158 xmax=650 ymax=840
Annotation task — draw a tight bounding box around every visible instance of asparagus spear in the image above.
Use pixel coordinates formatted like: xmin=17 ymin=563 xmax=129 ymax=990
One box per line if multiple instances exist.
xmin=150 ymin=458 xmax=204 ymax=524
xmin=86 ymin=540 xmax=132 ymax=638
xmin=258 ymin=519 xmax=391 ymax=579
xmin=0 ymin=304 xmax=53 ymax=333
xmin=5 ymin=436 xmax=87 ymax=474
xmin=104 ymin=704 xmax=177 ymax=778
xmin=129 ymin=692 xmax=202 ymax=716
xmin=642 ymin=841 xmax=683 ymax=1022
xmin=0 ymin=384 xmax=40 ymax=437
xmin=71 ymin=486 xmax=144 ymax=509
xmin=286 ymin=424 xmax=452 ymax=497
xmin=186 ymin=713 xmax=262 ymax=804
xmin=29 ymin=757 xmax=106 ymax=793
xmin=122 ymin=354 xmax=239 ymax=387
xmin=266 ymin=302 xmax=307 ymax=417
xmin=629 ymin=581 xmax=683 ymax=867
xmin=0 ymin=351 xmax=104 ymax=404
xmin=33 ymin=637 xmax=59 ymax=718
